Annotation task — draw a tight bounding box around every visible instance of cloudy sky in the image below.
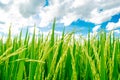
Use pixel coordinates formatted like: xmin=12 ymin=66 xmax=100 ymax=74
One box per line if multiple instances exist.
xmin=0 ymin=0 xmax=120 ymax=37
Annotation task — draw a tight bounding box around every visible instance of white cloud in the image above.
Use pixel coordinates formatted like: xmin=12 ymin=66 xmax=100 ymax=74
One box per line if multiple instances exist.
xmin=1 ymin=0 xmax=120 ymax=27
xmin=0 ymin=0 xmax=10 ymax=4
xmin=19 ymin=0 xmax=45 ymax=18
xmin=106 ymin=19 xmax=120 ymax=30
xmin=39 ymin=0 xmax=120 ymax=26
xmin=90 ymin=7 xmax=120 ymax=24
xmin=39 ymin=5 xmax=59 ymax=27
xmin=0 ymin=0 xmax=45 ymax=35
xmin=114 ymin=30 xmax=120 ymax=34
xmin=92 ymin=25 xmax=101 ymax=32
xmin=60 ymin=13 xmax=77 ymax=26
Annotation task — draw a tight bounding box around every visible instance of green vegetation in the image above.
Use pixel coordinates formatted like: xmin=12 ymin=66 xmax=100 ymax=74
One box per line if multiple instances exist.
xmin=0 ymin=20 xmax=120 ymax=80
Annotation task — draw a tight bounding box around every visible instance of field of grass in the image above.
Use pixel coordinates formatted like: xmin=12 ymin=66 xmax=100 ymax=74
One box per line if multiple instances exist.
xmin=0 ymin=20 xmax=120 ymax=80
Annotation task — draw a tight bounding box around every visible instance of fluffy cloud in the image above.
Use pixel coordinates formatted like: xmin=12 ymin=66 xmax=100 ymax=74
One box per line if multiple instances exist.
xmin=39 ymin=0 xmax=120 ymax=27
xmin=19 ymin=0 xmax=45 ymax=18
xmin=0 ymin=0 xmax=45 ymax=35
xmin=0 ymin=0 xmax=13 ymax=10
xmin=106 ymin=19 xmax=120 ymax=30
xmin=114 ymin=30 xmax=120 ymax=34
xmin=1 ymin=0 xmax=120 ymax=27
xmin=92 ymin=25 xmax=101 ymax=32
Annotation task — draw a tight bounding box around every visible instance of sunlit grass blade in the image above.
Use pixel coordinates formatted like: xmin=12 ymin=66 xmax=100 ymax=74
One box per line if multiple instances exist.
xmin=100 ymin=31 xmax=106 ymax=80
xmin=29 ymin=25 xmax=37 ymax=80
xmin=47 ymin=18 xmax=56 ymax=77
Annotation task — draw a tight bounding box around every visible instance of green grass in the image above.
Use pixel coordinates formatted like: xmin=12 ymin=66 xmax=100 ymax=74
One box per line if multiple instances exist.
xmin=0 ymin=20 xmax=120 ymax=80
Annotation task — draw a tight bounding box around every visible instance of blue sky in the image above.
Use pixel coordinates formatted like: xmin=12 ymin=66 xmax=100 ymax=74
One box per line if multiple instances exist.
xmin=0 ymin=0 xmax=120 ymax=37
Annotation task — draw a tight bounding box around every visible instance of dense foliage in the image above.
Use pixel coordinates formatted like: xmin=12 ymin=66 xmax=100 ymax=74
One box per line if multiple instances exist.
xmin=0 ymin=20 xmax=120 ymax=80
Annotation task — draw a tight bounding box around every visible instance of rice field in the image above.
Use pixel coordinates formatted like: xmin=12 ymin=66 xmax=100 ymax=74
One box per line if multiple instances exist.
xmin=0 ymin=20 xmax=120 ymax=80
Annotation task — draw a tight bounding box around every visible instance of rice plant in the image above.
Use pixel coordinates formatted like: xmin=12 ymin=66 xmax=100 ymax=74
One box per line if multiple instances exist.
xmin=0 ymin=20 xmax=120 ymax=80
